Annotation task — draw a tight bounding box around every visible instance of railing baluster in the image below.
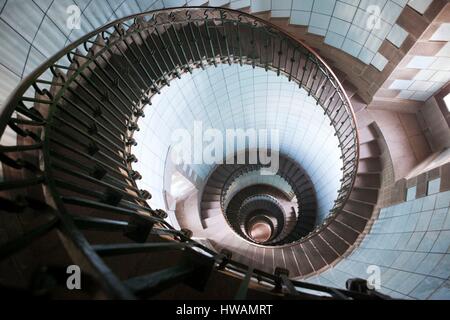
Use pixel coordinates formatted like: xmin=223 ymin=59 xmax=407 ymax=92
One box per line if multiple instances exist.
xmin=236 ymin=21 xmax=242 ymax=66
xmin=78 ymin=66 xmax=135 ymax=115
xmin=147 ymin=28 xmax=172 ymax=74
xmin=203 ymin=17 xmax=217 ymax=67
xmin=137 ymin=30 xmax=168 ymax=82
xmin=112 ymin=40 xmax=149 ymax=88
xmin=155 ymin=25 xmax=180 ymax=77
xmin=52 ymin=114 xmax=125 ymax=157
xmin=67 ymin=82 xmax=129 ymax=129
xmin=170 ymin=23 xmax=190 ymax=71
xmin=72 ymin=215 xmax=129 ymax=232
xmin=49 ymin=136 xmax=130 ymax=173
xmin=98 ymin=52 xmax=142 ymax=101
xmin=187 ymin=20 xmax=204 ymax=68
xmin=50 ymin=151 xmax=141 ymax=194
xmin=61 ymin=196 xmax=164 ymax=222
xmin=220 ymin=12 xmax=232 ymax=65
xmin=180 ymin=22 xmax=196 ymax=71
xmin=61 ymin=96 xmax=126 ymax=144
xmin=251 ymin=23 xmax=257 ymax=68
xmin=51 ymin=162 xmax=139 ymax=200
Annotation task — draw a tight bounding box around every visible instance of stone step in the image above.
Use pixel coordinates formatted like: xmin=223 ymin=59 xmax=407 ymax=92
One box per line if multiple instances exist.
xmin=202 ymin=193 xmax=221 ymax=202
xmin=201 ymin=201 xmax=221 ymax=209
xmin=327 ymin=220 xmax=360 ymax=245
xmin=343 ymin=199 xmax=374 ymax=219
xmin=319 ymin=229 xmax=350 ymax=255
xmin=335 ymin=210 xmax=368 ymax=233
xmin=359 ymin=140 xmax=381 ymax=159
xmin=201 ymin=207 xmax=222 ymax=219
xmin=350 ymin=187 xmax=378 ymax=204
xmin=358 ymin=125 xmax=378 ymax=144
xmin=309 ymin=235 xmax=339 ymax=264
xmin=355 ymin=173 xmax=381 ymax=188
xmin=358 ymin=157 xmax=382 ymax=173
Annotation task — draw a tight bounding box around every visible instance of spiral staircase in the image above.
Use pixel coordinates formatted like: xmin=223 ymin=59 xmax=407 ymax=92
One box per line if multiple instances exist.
xmin=190 ymin=136 xmax=382 ymax=277
xmin=0 ymin=6 xmax=390 ymax=299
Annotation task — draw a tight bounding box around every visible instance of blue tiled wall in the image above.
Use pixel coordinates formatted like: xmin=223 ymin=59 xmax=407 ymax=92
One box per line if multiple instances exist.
xmin=306 ymin=190 xmax=450 ymax=299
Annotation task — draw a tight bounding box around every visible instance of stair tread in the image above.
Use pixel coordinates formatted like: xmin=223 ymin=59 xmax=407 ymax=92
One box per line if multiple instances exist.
xmin=302 ymin=241 xmax=327 ymax=271
xmin=340 ymin=209 xmax=370 ymax=221
xmin=347 ymin=197 xmax=376 ymax=206
xmin=309 ymin=236 xmax=339 ymax=264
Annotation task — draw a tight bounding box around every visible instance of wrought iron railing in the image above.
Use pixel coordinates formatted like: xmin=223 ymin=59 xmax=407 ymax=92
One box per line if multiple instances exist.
xmin=214 ymin=156 xmax=317 ymax=246
xmin=0 ymin=7 xmax=361 ymax=299
xmin=222 ymin=169 xmax=296 ymax=211
xmin=236 ymin=194 xmax=284 ymax=240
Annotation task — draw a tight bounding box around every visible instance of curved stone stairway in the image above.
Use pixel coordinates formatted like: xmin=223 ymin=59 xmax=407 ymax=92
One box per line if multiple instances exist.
xmin=0 ymin=8 xmax=382 ymax=298
xmin=200 ymin=156 xmax=316 ymax=227
xmin=90 ymin=7 xmax=383 ymax=279
xmin=188 ymin=103 xmax=382 ymax=279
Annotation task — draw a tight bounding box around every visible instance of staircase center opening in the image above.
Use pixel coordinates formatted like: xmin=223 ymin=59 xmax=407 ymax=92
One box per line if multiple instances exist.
xmin=132 ymin=63 xmax=345 ymax=244
xmin=248 ymin=219 xmax=273 ymax=243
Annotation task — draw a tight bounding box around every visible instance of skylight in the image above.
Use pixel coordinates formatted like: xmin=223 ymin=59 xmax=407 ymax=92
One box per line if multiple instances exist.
xmin=444 ymin=92 xmax=450 ymax=112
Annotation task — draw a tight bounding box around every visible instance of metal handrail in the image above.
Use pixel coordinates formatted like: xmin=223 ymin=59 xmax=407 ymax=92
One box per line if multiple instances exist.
xmin=0 ymin=6 xmax=360 ymax=299
xmin=222 ymin=170 xmax=296 ymax=210
xmin=213 ymin=160 xmax=317 ymax=248
xmin=238 ymin=194 xmax=284 ymax=240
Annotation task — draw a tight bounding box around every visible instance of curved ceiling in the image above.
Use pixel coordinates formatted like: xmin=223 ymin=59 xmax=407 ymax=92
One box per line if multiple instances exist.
xmin=0 ymin=0 xmax=439 ymax=109
xmin=132 ymin=64 xmax=343 ymax=223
